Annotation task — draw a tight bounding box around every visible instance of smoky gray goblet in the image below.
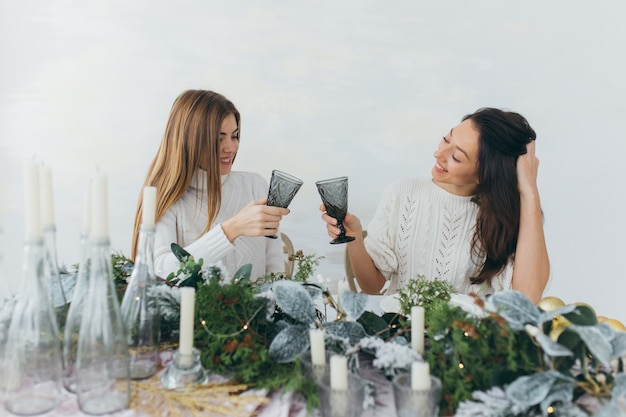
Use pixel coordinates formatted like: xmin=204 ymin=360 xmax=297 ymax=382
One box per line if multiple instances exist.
xmin=315 ymin=176 xmax=355 ymax=244
xmin=266 ymin=170 xmax=303 ymax=238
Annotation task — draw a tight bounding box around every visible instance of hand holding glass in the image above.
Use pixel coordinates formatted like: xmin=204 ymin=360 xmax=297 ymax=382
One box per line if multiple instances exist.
xmin=266 ymin=170 xmax=303 ymax=238
xmin=316 ymin=176 xmax=355 ymax=244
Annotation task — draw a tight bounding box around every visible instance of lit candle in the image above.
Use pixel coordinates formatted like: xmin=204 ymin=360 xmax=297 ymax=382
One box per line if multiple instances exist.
xmin=82 ymin=180 xmax=92 ymax=234
xmin=330 ymin=355 xmax=348 ymax=390
xmin=411 ymin=306 xmax=425 ymax=355
xmin=309 ymin=329 xmax=326 ymax=366
xmin=179 ymin=287 xmax=196 ymax=358
xmin=39 ymin=164 xmax=55 ymax=230
xmin=142 ymin=186 xmax=157 ymax=228
xmin=91 ymin=172 xmax=109 ymax=241
xmin=411 ymin=361 xmax=431 ymax=390
xmin=24 ymin=160 xmax=41 ymax=241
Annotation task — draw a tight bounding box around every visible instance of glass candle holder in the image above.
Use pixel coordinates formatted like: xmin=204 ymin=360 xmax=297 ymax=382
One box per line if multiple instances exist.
xmin=392 ymin=373 xmax=441 ymax=417
xmin=315 ymin=373 xmax=365 ymax=417
xmin=160 ymin=348 xmax=208 ymax=390
xmin=299 ymin=350 xmax=331 ymax=383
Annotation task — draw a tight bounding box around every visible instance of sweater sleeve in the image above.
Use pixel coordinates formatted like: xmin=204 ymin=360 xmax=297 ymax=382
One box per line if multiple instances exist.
xmin=364 ymin=182 xmax=401 ymax=281
xmin=153 ymin=207 xmax=234 ymax=279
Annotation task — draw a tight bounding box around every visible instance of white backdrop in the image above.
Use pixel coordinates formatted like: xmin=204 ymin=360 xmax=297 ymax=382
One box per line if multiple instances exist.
xmin=1 ymin=1 xmax=625 ymax=321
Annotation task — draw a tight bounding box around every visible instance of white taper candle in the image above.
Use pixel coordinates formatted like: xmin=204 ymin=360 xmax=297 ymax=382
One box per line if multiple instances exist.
xmin=82 ymin=180 xmax=92 ymax=234
xmin=411 ymin=361 xmax=431 ymax=390
xmin=179 ymin=287 xmax=196 ymax=357
xmin=142 ymin=186 xmax=157 ymax=228
xmin=411 ymin=305 xmax=425 ymax=355
xmin=330 ymin=355 xmax=348 ymax=390
xmin=39 ymin=165 xmax=55 ymax=229
xmin=309 ymin=329 xmax=326 ymax=366
xmin=91 ymin=172 xmax=109 ymax=241
xmin=24 ymin=160 xmax=41 ymax=241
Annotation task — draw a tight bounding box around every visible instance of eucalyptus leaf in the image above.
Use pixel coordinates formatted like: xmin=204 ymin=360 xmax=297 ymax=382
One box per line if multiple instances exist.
xmin=568 ymin=325 xmax=613 ymax=366
xmin=611 ymin=331 xmax=626 ymax=358
xmin=535 ymin=332 xmax=573 ymax=357
xmin=486 ymin=290 xmax=540 ymax=330
xmin=324 ymin=321 xmax=368 ymax=346
xmin=273 ymin=280 xmax=316 ymax=324
xmin=340 ymin=291 xmax=368 ymax=319
xmin=505 ymin=371 xmax=562 ymax=407
xmin=357 ymin=311 xmax=390 ymax=338
xmin=171 ymin=242 xmax=191 ymax=262
xmin=268 ymin=324 xmax=310 ymax=363
xmin=233 ymin=264 xmax=252 ymax=283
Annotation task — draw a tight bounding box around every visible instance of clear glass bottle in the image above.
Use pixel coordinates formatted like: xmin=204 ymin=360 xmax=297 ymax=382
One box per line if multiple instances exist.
xmin=3 ymin=239 xmax=63 ymax=415
xmin=75 ymin=173 xmax=130 ymax=415
xmin=120 ymin=223 xmax=160 ymax=379
xmin=42 ymin=225 xmax=69 ymax=327
xmin=62 ymin=230 xmax=90 ymax=392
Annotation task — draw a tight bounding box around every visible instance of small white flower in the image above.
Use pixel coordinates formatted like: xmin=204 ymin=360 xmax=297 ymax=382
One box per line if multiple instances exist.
xmin=524 ymin=324 xmax=540 ymax=338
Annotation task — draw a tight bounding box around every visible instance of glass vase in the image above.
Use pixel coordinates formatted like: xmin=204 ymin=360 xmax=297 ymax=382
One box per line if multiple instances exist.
xmin=3 ymin=239 xmax=63 ymax=415
xmin=62 ymin=231 xmax=90 ymax=392
xmin=75 ymin=237 xmax=130 ymax=415
xmin=120 ymin=224 xmax=160 ymax=379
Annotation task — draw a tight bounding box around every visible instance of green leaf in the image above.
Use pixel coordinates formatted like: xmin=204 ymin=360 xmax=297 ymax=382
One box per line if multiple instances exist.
xmin=562 ymin=305 xmax=597 ymax=325
xmin=171 ymin=242 xmax=191 ymax=262
xmin=357 ymin=311 xmax=390 ymax=338
xmin=273 ymin=280 xmax=316 ymax=324
xmin=268 ymin=324 xmax=310 ymax=363
xmin=233 ymin=264 xmax=252 ymax=283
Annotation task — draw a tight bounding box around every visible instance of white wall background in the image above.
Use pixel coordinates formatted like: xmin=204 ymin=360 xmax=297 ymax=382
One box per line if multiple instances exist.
xmin=1 ymin=1 xmax=625 ymax=320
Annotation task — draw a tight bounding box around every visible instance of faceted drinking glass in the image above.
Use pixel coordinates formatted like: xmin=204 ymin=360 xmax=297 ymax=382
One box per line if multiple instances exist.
xmin=316 ymin=176 xmax=355 ymax=244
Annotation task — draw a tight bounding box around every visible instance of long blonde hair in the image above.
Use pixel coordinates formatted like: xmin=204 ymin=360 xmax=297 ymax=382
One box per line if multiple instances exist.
xmin=131 ymin=90 xmax=240 ymax=259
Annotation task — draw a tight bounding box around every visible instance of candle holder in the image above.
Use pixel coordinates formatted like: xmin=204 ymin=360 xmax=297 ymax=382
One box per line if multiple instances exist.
xmin=392 ymin=373 xmax=441 ymax=417
xmin=299 ymin=350 xmax=332 ymax=382
xmin=161 ymin=348 xmax=208 ymax=390
xmin=315 ymin=373 xmax=365 ymax=417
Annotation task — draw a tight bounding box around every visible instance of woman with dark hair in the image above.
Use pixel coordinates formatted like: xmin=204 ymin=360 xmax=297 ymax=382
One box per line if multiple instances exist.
xmin=320 ymin=107 xmax=549 ymax=303
xmin=132 ymin=89 xmax=289 ymax=280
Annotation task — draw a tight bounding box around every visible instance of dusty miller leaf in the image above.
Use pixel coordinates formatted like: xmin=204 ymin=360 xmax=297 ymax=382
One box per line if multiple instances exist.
xmin=324 ymin=321 xmax=367 ymax=346
xmin=505 ymin=370 xmax=562 ymax=406
xmin=612 ymin=332 xmax=626 ymax=358
xmin=539 ymin=380 xmax=575 ymax=415
xmin=268 ymin=324 xmax=310 ymax=363
xmin=535 ymin=332 xmax=573 ymax=357
xmin=536 ymin=304 xmax=577 ymax=326
xmin=486 ymin=290 xmax=539 ymax=330
xmin=567 ymin=324 xmax=612 ymax=366
xmin=273 ymin=280 xmax=316 ymax=324
xmin=340 ymin=291 xmax=368 ymax=319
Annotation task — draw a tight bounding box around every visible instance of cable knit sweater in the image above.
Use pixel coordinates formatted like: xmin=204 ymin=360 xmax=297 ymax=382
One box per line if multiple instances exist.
xmin=364 ymin=178 xmax=513 ymax=297
xmin=153 ymin=170 xmax=284 ymax=281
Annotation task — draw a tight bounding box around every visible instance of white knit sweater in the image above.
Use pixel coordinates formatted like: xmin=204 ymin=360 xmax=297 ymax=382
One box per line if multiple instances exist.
xmin=153 ymin=170 xmax=284 ymax=281
xmin=364 ymin=178 xmax=513 ymax=297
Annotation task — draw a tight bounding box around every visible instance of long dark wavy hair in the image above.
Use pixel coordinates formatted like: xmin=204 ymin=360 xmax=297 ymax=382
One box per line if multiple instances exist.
xmin=466 ymin=107 xmax=536 ymax=285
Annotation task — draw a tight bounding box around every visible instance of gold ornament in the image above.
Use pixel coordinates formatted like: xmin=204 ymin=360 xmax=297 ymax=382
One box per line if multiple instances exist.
xmin=537 ymin=296 xmax=566 ymax=311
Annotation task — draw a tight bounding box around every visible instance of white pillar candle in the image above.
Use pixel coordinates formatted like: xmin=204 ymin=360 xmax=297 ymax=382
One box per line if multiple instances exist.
xmin=411 ymin=306 xmax=425 ymax=355
xmin=309 ymin=329 xmax=326 ymax=366
xmin=24 ymin=160 xmax=42 ymax=241
xmin=39 ymin=165 xmax=55 ymax=229
xmin=330 ymin=355 xmax=348 ymax=390
xmin=411 ymin=361 xmax=431 ymax=390
xmin=337 ymin=279 xmax=349 ymax=310
xmin=179 ymin=287 xmax=196 ymax=357
xmin=142 ymin=186 xmax=157 ymax=228
xmin=91 ymin=172 xmax=109 ymax=241
xmin=82 ymin=180 xmax=92 ymax=234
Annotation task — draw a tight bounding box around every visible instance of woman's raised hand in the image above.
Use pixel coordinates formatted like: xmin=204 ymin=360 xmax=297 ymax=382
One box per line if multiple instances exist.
xmin=320 ymin=204 xmax=363 ymax=241
xmin=222 ymin=198 xmax=289 ymax=242
xmin=517 ymin=140 xmax=540 ymax=197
